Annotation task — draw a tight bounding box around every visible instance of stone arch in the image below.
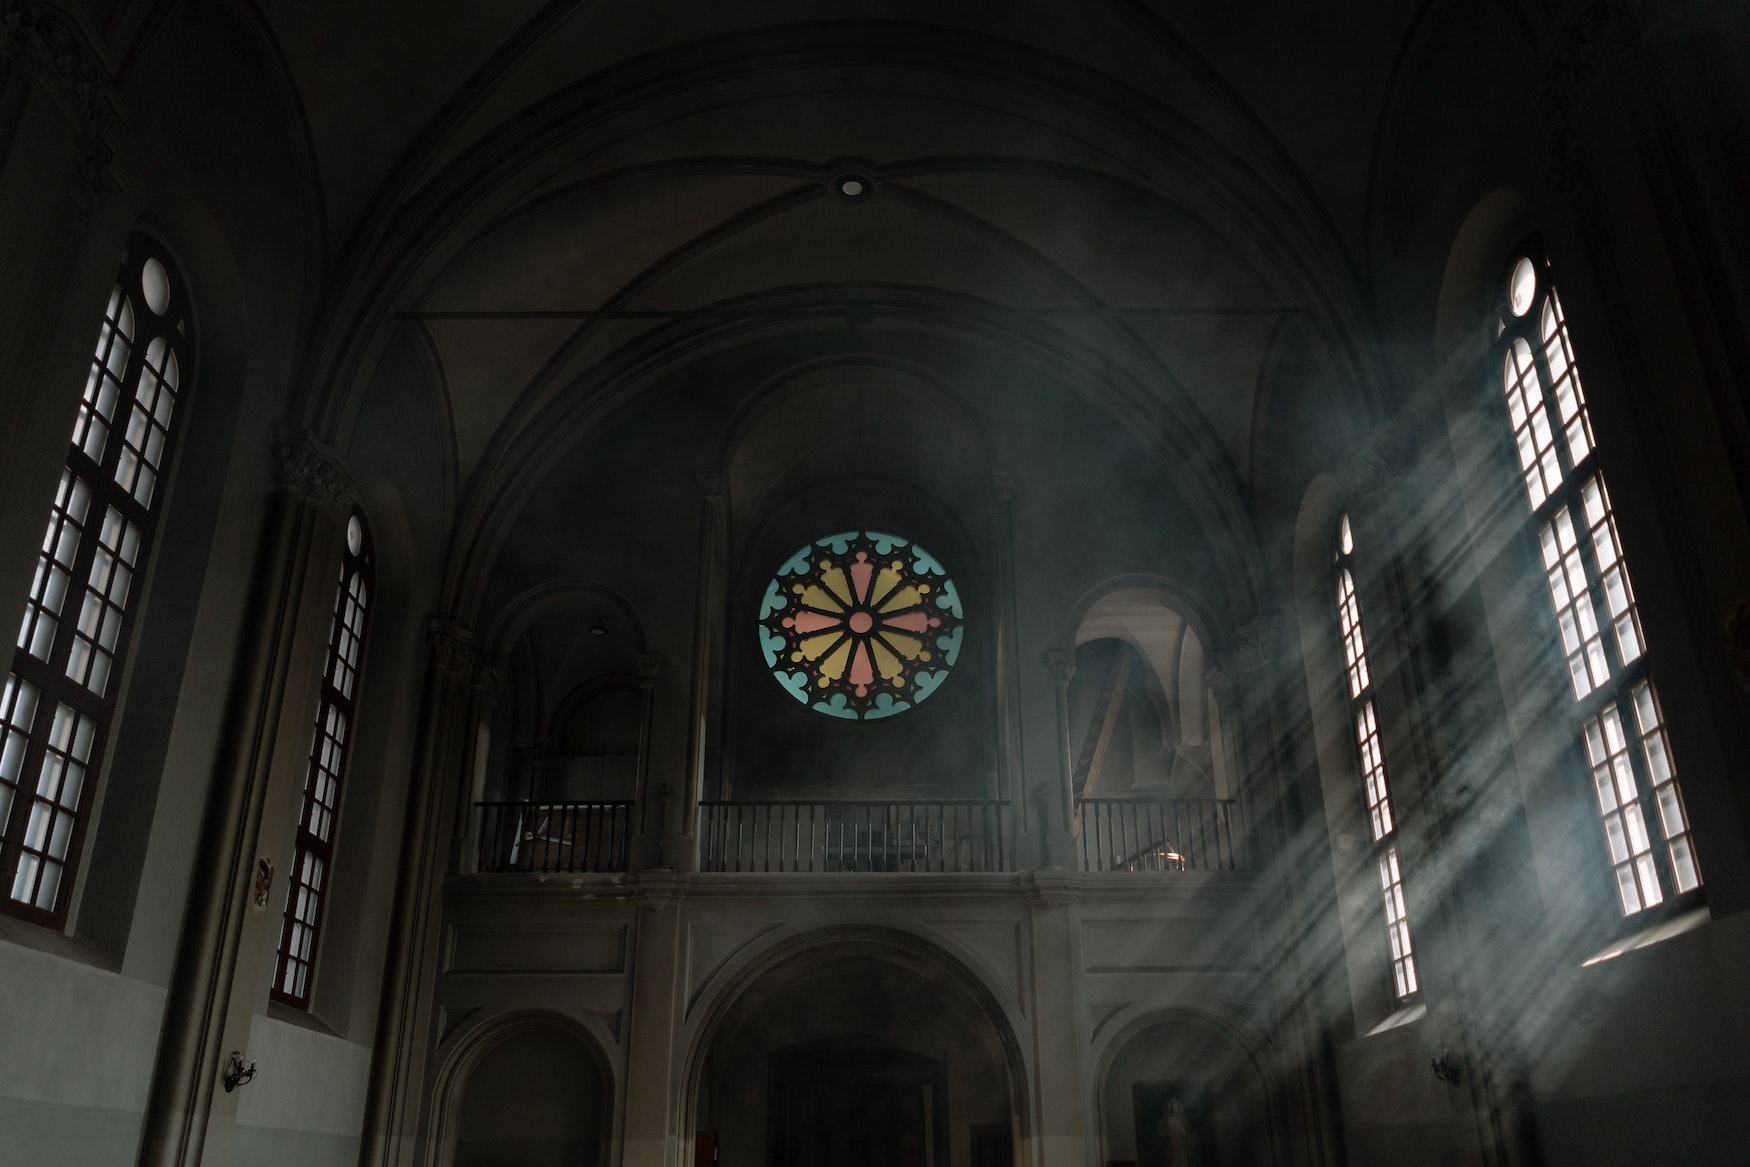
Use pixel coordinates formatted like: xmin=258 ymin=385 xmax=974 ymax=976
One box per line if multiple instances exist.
xmin=681 ymin=923 xmax=1032 ymax=1167
xmin=1063 ymin=578 xmax=1231 ymax=804
xmin=1092 ymin=1006 xmax=1282 ymax=1167
xmin=429 ymin=1009 xmax=617 ymax=1167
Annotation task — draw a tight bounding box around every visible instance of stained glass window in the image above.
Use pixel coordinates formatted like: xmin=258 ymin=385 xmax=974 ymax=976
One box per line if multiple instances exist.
xmin=758 ymin=531 xmax=964 ymax=720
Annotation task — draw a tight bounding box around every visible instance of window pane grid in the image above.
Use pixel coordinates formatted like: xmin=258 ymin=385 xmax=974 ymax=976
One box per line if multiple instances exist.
xmin=1336 ymin=567 xmax=1371 ymax=699
xmin=16 ymin=472 xmax=92 ymax=662
xmin=64 ymin=508 xmax=142 ymax=699
xmin=1540 ymin=291 xmax=1595 ymax=467
xmin=1503 ymin=338 xmax=1563 ymax=509
xmin=1629 ymin=681 xmax=1699 ymax=893
xmin=8 ymin=702 xmax=96 ymax=911
xmin=273 ymin=529 xmax=370 ymax=1007
xmin=0 ymin=676 xmax=41 ymax=840
xmin=1494 ymin=253 xmax=1702 ymax=916
xmin=71 ymin=288 xmax=134 ymax=465
xmin=113 ymin=339 xmax=180 ymax=509
xmin=1354 ymin=701 xmax=1393 ymax=842
xmin=1538 ymin=508 xmax=1609 ymax=700
xmin=1334 ymin=513 xmax=1417 ymax=1001
xmin=1578 ymin=475 xmax=1645 ymax=667
xmin=1379 ymin=846 xmax=1418 ymax=998
xmin=1 ymin=238 xmax=190 ymax=926
xmin=1583 ymin=704 xmax=1663 ymax=914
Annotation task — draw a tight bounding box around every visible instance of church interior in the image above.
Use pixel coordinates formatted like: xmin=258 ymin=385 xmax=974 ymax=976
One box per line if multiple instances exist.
xmin=0 ymin=2 xmax=1747 ymax=1165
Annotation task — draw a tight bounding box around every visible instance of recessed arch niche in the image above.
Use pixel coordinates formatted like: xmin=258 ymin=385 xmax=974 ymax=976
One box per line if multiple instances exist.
xmin=444 ymin=1020 xmax=612 ymax=1167
xmin=688 ymin=930 xmax=1023 ymax=1167
xmin=1070 ymin=585 xmax=1229 ymax=801
xmin=1097 ymin=1011 xmax=1278 ymax=1167
xmin=722 ymin=361 xmax=998 ymax=801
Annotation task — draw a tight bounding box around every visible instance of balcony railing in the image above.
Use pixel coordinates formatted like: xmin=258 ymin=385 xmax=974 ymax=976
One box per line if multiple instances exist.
xmin=699 ymin=800 xmax=1015 ymax=873
xmin=1075 ymin=798 xmax=1243 ymax=872
xmin=475 ymin=800 xmax=634 ymax=874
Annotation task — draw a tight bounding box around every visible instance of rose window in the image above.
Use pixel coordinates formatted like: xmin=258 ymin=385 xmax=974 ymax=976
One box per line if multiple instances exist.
xmin=758 ymin=531 xmax=964 ymax=720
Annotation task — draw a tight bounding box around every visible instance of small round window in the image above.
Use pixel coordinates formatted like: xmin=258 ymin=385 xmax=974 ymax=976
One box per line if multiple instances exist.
xmin=758 ymin=531 xmax=964 ymax=720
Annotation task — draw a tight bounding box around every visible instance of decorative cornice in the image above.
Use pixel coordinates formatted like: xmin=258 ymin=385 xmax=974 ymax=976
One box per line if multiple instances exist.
xmin=0 ymin=1 xmax=122 ymax=216
xmin=271 ymin=428 xmax=358 ymax=521
xmin=426 ymin=620 xmax=480 ymax=678
xmin=1337 ymin=417 xmax=1417 ymax=499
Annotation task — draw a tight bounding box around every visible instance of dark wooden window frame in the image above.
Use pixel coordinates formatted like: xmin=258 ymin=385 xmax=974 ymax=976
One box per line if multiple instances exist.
xmin=0 ymin=235 xmax=193 ymax=928
xmin=1490 ymin=239 xmax=1702 ymax=922
xmin=270 ymin=510 xmax=372 ymax=1008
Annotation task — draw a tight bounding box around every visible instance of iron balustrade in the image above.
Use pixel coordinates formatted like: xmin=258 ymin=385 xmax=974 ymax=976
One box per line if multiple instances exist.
xmin=475 ymin=800 xmax=633 ymax=874
xmin=1075 ymin=798 xmax=1243 ymax=872
xmin=699 ymin=800 xmax=1015 ymax=873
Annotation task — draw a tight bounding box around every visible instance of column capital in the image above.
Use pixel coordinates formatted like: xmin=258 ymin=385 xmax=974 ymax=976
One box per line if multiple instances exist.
xmin=695 ymin=470 xmax=723 ymax=499
xmin=425 ymin=619 xmax=480 ymax=678
xmin=1209 ymin=611 xmax=1282 ymax=688
xmin=1045 ymin=648 xmax=1076 ymax=687
xmin=990 ymin=468 xmax=1016 ymax=501
xmin=0 ymin=0 xmax=123 ymax=215
xmin=635 ymin=652 xmax=664 ymax=688
xmin=272 ymin=427 xmax=358 ymax=523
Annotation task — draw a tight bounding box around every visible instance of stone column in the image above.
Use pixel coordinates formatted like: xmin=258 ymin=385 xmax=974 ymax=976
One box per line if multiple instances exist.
xmin=137 ymin=432 xmax=354 ymax=1167
xmin=619 ymin=885 xmax=685 ymax=1167
xmin=989 ymin=471 xmax=1025 ymax=813
xmin=358 ymin=620 xmax=485 ymax=1167
xmin=631 ymin=651 xmax=663 ymax=869
xmin=676 ymin=472 xmax=724 ymax=870
xmin=1024 ymin=873 xmax=1084 ymax=1167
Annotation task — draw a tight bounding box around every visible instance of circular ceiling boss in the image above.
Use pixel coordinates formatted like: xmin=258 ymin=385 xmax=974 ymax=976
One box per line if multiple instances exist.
xmin=758 ymin=531 xmax=964 ymax=720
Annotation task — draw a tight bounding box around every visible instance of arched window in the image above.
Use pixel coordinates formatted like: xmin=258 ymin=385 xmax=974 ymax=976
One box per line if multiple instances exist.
xmin=1493 ymin=246 xmax=1699 ymax=915
xmin=1334 ymin=514 xmax=1418 ymax=1000
xmin=272 ymin=510 xmax=372 ymax=1007
xmin=0 ymin=236 xmax=192 ymax=926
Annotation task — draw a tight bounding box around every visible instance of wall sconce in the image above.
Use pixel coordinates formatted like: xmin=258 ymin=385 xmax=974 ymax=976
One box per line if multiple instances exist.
xmin=223 ymin=1051 xmax=258 ymax=1092
xmin=1430 ymin=1044 xmax=1461 ymax=1087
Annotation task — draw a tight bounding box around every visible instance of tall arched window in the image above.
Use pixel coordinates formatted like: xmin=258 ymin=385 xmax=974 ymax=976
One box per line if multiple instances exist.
xmin=0 ymin=236 xmax=192 ymax=926
xmin=1334 ymin=514 xmax=1418 ymax=1000
xmin=1493 ymin=246 xmax=1699 ymax=915
xmin=272 ymin=510 xmax=372 ymax=1007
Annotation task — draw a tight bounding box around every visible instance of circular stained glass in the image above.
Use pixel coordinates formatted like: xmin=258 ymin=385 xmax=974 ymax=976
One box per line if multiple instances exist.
xmin=758 ymin=531 xmax=964 ymax=720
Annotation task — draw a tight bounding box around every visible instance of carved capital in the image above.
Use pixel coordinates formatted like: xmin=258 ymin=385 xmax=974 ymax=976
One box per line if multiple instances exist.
xmin=1212 ymin=612 xmax=1282 ymax=684
xmin=635 ymin=652 xmax=664 ymax=688
xmin=695 ymin=471 xmax=722 ymax=499
xmin=1337 ymin=416 xmax=1417 ymax=499
xmin=0 ymin=2 xmax=123 ymax=215
xmin=1534 ymin=0 xmax=1648 ymax=207
xmin=426 ymin=620 xmax=480 ymax=677
xmin=272 ymin=429 xmax=357 ymax=522
xmin=1045 ymin=648 xmax=1076 ymax=687
xmin=1725 ymin=598 xmax=1750 ymax=688
xmin=990 ymin=469 xmax=1015 ymax=503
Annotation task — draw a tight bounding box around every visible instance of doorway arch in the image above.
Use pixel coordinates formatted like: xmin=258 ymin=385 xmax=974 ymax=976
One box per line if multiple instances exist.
xmin=684 ymin=926 xmax=1029 ymax=1167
